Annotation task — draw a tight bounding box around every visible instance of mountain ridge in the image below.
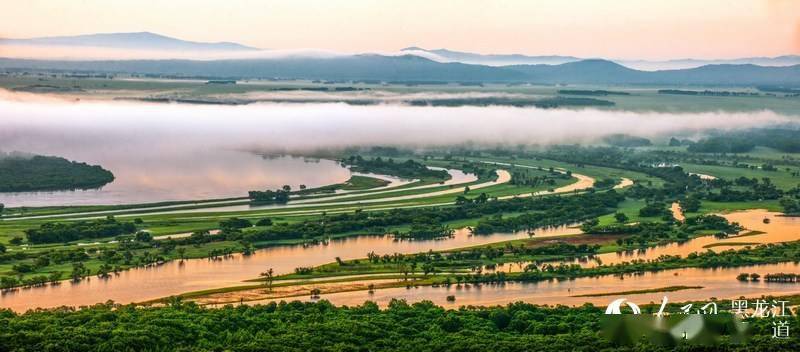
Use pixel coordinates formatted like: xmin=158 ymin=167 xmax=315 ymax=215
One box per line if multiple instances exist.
xmin=400 ymin=47 xmax=800 ymax=70
xmin=1 ymin=56 xmax=799 ymax=86
xmin=0 ymin=32 xmax=259 ymax=51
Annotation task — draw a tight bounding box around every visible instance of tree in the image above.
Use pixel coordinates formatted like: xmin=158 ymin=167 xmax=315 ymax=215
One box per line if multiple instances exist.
xmin=176 ymin=247 xmax=187 ymax=262
xmin=219 ymin=217 xmax=252 ymax=230
xmin=0 ymin=203 xmax=4 ymax=217
xmin=0 ymin=276 xmax=18 ymax=289
xmin=669 ymin=137 xmax=682 ymax=147
xmin=299 ymin=184 xmax=307 ymax=190
xmin=780 ymin=197 xmax=800 ymax=214
xmin=135 ymin=231 xmax=153 ymax=242
xmin=679 ymin=197 xmax=701 ymax=213
xmin=282 ymin=185 xmax=291 ymax=192
xmin=422 ymin=263 xmax=435 ymax=276
xmin=260 ymin=268 xmax=274 ymax=291
xmin=71 ymin=262 xmax=88 ymax=281
xmin=256 ymin=218 xmax=273 ymax=226
xmin=614 ymin=212 xmax=629 ymax=223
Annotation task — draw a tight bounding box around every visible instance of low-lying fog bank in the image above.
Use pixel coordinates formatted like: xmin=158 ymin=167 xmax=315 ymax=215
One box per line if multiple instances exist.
xmin=0 ymin=95 xmax=795 ymax=159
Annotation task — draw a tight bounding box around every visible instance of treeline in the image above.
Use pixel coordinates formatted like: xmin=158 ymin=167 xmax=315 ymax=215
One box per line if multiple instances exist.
xmin=535 ymin=97 xmax=615 ymax=108
xmin=658 ymin=89 xmax=760 ymax=97
xmin=557 ymin=89 xmax=630 ymax=96
xmin=687 ymin=136 xmax=756 ymax=153
xmin=1 ymin=299 xmax=796 ymax=352
xmin=344 ymin=155 xmax=449 ymax=179
xmin=688 ymin=129 xmax=800 ymax=153
xmin=531 ymin=145 xmax=701 ymax=198
xmin=507 ymin=167 xmax=566 ymax=187
xmin=471 ymin=191 xmax=624 ymax=234
xmin=602 ymin=134 xmax=652 ymax=147
xmin=188 ymin=191 xmax=625 ymax=244
xmin=756 ymin=86 xmax=800 ymax=94
xmin=699 ymin=177 xmax=783 ymax=202
xmin=24 ymin=216 xmax=137 ymax=244
xmin=248 ymin=188 xmax=291 ymax=203
xmin=352 ymin=234 xmax=800 ymax=287
xmin=738 ymin=272 xmax=800 ymax=283
xmin=0 ymin=154 xmax=114 ymax=192
xmin=526 ymin=145 xmax=785 ymax=204
xmin=582 ymin=214 xmax=740 ymax=247
xmin=405 ymin=96 xmax=615 ymax=108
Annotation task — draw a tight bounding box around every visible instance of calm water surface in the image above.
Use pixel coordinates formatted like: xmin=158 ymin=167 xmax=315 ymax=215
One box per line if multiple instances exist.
xmin=583 ymin=209 xmax=800 ymax=266
xmin=318 ymin=211 xmax=800 ymax=307
xmin=0 ymin=154 xmax=351 ymax=207
xmin=0 ymin=225 xmax=580 ymax=311
xmin=3 ymin=210 xmax=798 ymax=311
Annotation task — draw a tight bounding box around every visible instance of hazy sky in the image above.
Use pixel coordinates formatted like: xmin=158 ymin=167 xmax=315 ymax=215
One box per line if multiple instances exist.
xmin=1 ymin=0 xmax=798 ymax=59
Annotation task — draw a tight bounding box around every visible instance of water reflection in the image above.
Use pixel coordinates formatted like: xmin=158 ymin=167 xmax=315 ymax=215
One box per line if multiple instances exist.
xmin=1 ymin=96 xmax=792 ymax=205
xmin=317 ymin=262 xmax=800 ymax=308
xmin=0 ymin=154 xmax=351 ymax=207
xmin=0 ymin=224 xmax=579 ymax=311
xmin=586 ymin=210 xmax=800 ymax=267
xmin=2 ymin=209 xmax=797 ymax=311
xmin=314 ymin=210 xmax=800 ymax=307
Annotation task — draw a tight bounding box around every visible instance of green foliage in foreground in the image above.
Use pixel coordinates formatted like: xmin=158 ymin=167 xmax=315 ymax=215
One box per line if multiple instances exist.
xmin=0 ymin=154 xmax=114 ymax=192
xmin=0 ymin=300 xmax=797 ymax=352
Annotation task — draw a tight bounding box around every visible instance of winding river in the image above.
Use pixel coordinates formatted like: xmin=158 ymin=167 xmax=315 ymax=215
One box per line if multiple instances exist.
xmin=314 ymin=210 xmax=800 ymax=308
xmin=2 ymin=208 xmax=798 ymax=311
xmin=0 ymin=224 xmax=580 ymax=311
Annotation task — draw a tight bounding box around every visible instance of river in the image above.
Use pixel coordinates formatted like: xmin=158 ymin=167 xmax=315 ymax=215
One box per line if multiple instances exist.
xmin=0 ymin=224 xmax=580 ymax=311
xmin=2 ymin=209 xmax=798 ymax=311
xmin=313 ymin=210 xmax=800 ymax=308
xmin=0 ymin=155 xmax=351 ymax=207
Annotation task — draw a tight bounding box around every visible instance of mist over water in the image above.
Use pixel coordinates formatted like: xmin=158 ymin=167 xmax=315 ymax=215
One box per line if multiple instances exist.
xmin=0 ymin=95 xmax=796 ymax=206
xmin=0 ymin=97 xmax=794 ymax=155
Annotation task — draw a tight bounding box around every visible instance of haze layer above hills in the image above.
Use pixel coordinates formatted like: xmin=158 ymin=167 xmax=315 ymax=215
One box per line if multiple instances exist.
xmin=1 ymin=32 xmax=799 ymax=86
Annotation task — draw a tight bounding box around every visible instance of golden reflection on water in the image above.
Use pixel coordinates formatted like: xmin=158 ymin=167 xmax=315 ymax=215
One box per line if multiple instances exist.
xmin=291 ymin=210 xmax=800 ymax=308
xmin=2 ymin=209 xmax=797 ymax=311
xmin=0 ymin=224 xmax=578 ymax=311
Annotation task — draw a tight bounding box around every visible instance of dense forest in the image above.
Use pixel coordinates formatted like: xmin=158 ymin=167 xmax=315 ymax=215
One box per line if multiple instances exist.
xmin=0 ymin=300 xmax=796 ymax=352
xmin=687 ymin=129 xmax=800 ymax=153
xmin=235 ymin=191 xmax=624 ymax=242
xmin=344 ymin=156 xmax=449 ymax=179
xmin=24 ymin=216 xmax=137 ymax=244
xmin=406 ymin=96 xmax=615 ymax=108
xmin=602 ymin=134 xmax=652 ymax=147
xmin=557 ymin=89 xmax=630 ymax=96
xmin=0 ymin=154 xmax=115 ymax=192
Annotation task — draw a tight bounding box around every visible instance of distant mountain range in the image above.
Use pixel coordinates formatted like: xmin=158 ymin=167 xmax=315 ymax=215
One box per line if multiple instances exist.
xmin=400 ymin=47 xmax=800 ymax=71
xmin=0 ymin=32 xmax=258 ymax=51
xmin=400 ymin=47 xmax=581 ymax=66
xmin=2 ymin=55 xmax=799 ymax=86
xmin=1 ymin=32 xmax=799 ymax=86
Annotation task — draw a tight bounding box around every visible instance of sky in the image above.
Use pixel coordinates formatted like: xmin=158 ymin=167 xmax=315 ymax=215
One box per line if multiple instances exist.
xmin=0 ymin=0 xmax=798 ymax=60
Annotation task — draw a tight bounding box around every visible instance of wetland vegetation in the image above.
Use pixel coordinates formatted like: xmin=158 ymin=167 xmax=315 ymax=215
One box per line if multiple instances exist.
xmin=2 ymin=78 xmax=800 ymax=350
xmin=0 ymin=154 xmax=114 ymax=193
